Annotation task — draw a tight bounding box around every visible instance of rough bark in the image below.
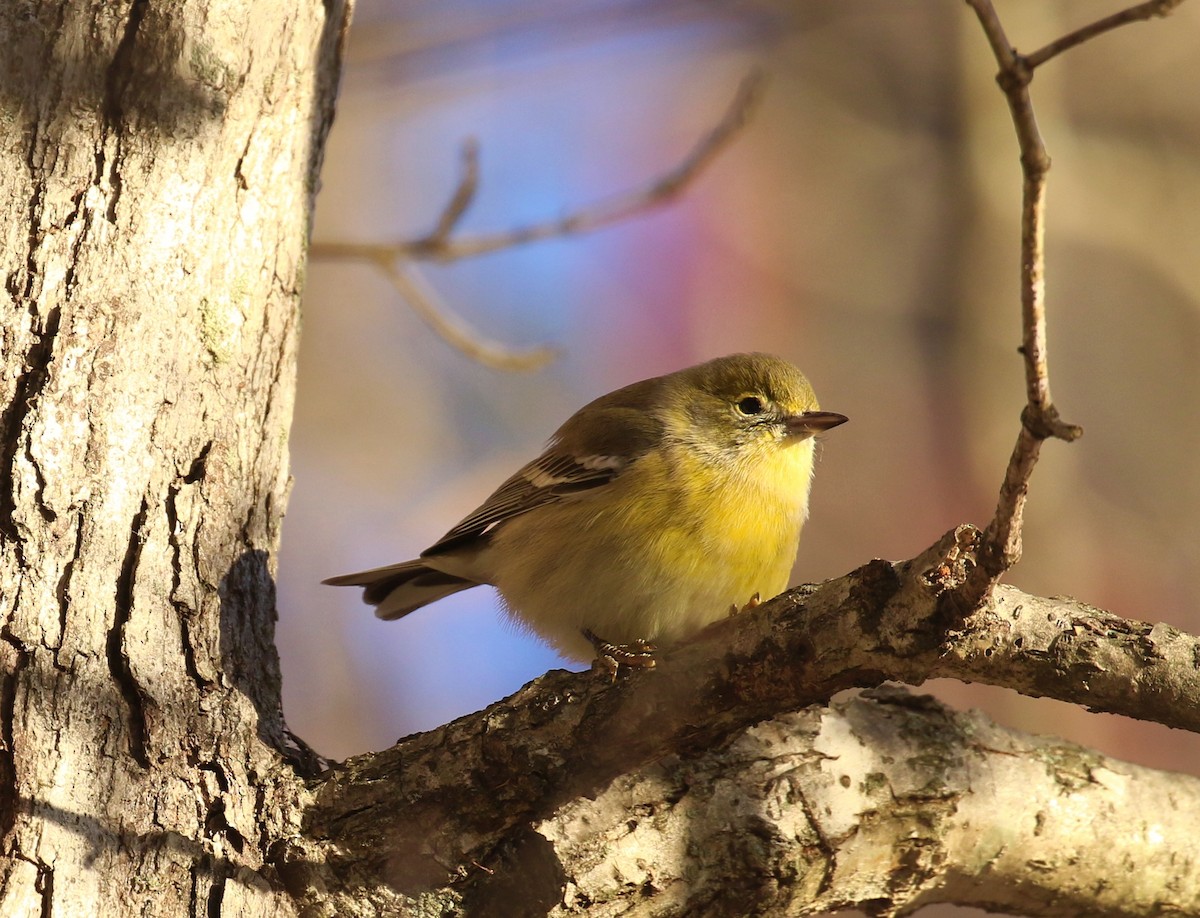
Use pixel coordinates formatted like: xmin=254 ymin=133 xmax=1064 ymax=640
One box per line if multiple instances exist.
xmin=534 ymin=687 xmax=1200 ymax=918
xmin=0 ymin=2 xmax=350 ymax=915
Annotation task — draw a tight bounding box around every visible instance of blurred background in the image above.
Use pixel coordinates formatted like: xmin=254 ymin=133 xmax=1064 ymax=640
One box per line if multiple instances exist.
xmin=279 ymin=0 xmax=1200 ymax=881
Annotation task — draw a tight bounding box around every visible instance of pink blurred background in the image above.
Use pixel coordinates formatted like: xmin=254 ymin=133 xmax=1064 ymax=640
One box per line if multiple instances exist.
xmin=279 ymin=5 xmax=1200 ymax=899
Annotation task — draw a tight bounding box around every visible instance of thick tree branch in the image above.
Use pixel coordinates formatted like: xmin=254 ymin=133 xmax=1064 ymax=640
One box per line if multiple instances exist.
xmin=529 ymin=688 xmax=1200 ymax=917
xmin=285 ymin=527 xmax=1200 ymax=912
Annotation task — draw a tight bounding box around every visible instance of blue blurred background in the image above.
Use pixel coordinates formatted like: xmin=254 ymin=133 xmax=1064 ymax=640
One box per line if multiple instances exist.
xmin=279 ymin=0 xmax=1200 ymax=835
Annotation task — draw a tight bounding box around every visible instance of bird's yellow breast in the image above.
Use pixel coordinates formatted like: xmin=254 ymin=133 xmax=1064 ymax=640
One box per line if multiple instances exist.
xmin=671 ymin=436 xmax=815 ymax=593
xmin=489 ymin=434 xmax=817 ymax=659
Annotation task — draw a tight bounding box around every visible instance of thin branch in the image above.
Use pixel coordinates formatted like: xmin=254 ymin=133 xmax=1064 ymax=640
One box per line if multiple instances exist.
xmin=966 ymin=0 xmax=1019 ymax=68
xmin=424 ymin=137 xmax=480 ymax=247
xmin=959 ymin=0 xmax=1193 ymax=583
xmin=309 ymin=72 xmax=766 ymax=369
xmin=1025 ymin=0 xmax=1187 ymax=70
xmin=377 ymin=259 xmax=558 ymax=371
xmin=313 ymin=70 xmax=765 ymax=265
xmin=409 ymin=69 xmax=767 ymax=261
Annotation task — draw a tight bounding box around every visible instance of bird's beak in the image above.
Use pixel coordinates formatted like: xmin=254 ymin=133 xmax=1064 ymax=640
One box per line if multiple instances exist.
xmin=784 ymin=411 xmax=849 ymax=439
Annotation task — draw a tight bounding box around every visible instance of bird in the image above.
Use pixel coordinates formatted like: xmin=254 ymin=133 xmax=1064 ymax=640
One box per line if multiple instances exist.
xmin=324 ymin=353 xmax=846 ymax=667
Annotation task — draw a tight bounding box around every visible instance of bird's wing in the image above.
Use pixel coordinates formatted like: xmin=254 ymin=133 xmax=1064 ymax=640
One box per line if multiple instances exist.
xmin=423 ymin=380 xmax=667 ymax=557
xmin=422 ymin=449 xmax=627 ymax=556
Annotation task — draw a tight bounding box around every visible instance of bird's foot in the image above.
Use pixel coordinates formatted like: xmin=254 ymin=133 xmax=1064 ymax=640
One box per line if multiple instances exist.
xmin=582 ymin=628 xmax=656 ymax=681
xmin=729 ymin=591 xmax=762 ymax=616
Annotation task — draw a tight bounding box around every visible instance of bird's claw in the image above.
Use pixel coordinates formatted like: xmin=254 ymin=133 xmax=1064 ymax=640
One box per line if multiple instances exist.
xmin=729 ymin=591 xmax=762 ymax=616
xmin=583 ymin=628 xmax=656 ymax=681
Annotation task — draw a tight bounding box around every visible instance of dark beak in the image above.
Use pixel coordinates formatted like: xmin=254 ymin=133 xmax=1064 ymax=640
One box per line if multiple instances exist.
xmin=785 ymin=411 xmax=849 ymax=438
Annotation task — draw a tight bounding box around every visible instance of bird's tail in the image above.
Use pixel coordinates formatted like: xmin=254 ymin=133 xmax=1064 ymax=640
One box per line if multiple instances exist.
xmin=323 ymin=560 xmax=479 ymax=620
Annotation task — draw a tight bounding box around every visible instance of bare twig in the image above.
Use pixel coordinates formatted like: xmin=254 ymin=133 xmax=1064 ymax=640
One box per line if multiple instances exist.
xmin=377 ymin=260 xmax=558 ymax=371
xmin=424 ymin=138 xmax=480 ymax=247
xmin=961 ymin=0 xmax=1188 ymax=585
xmin=409 ymin=70 xmax=767 ymax=261
xmin=1024 ymin=0 xmax=1186 ymax=70
xmin=310 ymin=72 xmax=767 ymax=369
xmin=314 ymin=71 xmax=765 ymax=265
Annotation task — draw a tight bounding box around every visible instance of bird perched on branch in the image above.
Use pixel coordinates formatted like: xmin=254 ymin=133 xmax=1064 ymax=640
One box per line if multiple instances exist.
xmin=325 ymin=353 xmax=846 ymax=669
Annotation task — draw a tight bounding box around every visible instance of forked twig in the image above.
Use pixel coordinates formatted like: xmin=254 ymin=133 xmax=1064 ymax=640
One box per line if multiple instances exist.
xmin=963 ymin=0 xmax=1185 ymax=586
xmin=311 ymin=72 xmax=768 ymax=369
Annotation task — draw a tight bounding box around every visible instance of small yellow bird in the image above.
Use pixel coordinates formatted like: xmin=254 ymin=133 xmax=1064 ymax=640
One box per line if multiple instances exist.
xmin=324 ymin=353 xmax=846 ymax=665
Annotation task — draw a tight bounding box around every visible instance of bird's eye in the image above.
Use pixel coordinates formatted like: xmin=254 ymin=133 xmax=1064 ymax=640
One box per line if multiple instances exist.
xmin=736 ymin=396 xmax=765 ymax=416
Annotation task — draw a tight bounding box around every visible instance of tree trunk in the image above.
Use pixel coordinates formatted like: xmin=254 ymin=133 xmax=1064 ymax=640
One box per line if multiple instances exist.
xmin=0 ymin=2 xmax=351 ymax=914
